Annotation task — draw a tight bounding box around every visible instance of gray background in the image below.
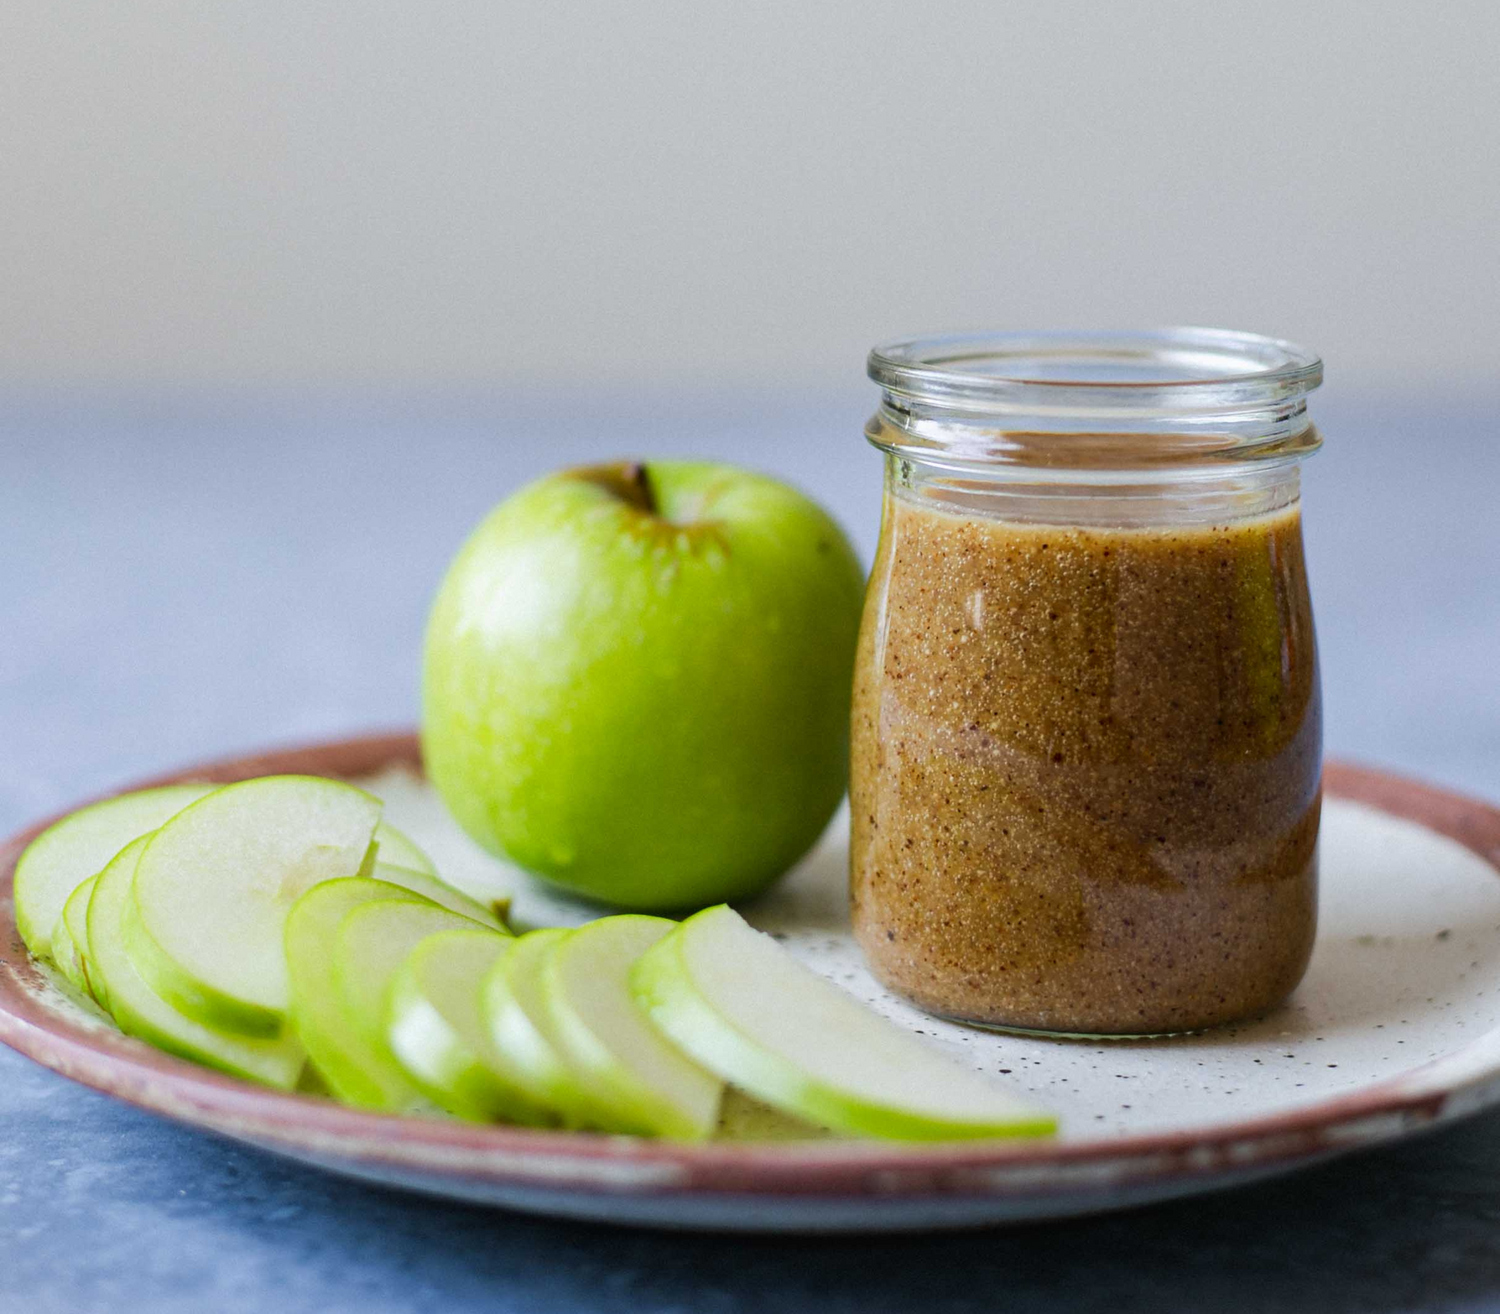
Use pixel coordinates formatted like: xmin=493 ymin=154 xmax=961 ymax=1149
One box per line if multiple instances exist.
xmin=2 ymin=1 xmax=1498 ymax=393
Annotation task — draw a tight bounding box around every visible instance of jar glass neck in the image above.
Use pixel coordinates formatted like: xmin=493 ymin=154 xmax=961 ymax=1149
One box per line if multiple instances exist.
xmin=867 ymin=405 xmax=1321 ymax=480
xmin=886 ymin=451 xmax=1303 ymax=529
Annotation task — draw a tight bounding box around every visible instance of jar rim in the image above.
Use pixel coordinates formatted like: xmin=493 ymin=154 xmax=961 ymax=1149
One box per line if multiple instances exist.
xmin=868 ymin=327 xmax=1322 ymax=416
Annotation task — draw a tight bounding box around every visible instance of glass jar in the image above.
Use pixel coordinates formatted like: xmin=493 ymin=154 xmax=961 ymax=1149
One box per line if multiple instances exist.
xmin=850 ymin=329 xmax=1324 ymax=1037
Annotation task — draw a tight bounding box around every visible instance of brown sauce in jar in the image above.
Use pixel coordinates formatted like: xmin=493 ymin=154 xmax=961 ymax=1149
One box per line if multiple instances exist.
xmin=850 ymin=487 xmax=1321 ymax=1035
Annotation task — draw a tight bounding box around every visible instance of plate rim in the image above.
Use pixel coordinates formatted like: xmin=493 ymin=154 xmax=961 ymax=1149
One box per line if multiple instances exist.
xmin=3 ymin=731 xmax=1500 ymax=1205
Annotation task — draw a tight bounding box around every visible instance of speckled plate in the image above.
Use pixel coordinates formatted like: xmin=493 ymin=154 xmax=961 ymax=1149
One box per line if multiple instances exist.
xmin=3 ymin=734 xmax=1500 ymax=1232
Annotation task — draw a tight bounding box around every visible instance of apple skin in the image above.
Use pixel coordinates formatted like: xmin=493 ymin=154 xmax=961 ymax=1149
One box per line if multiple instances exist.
xmin=422 ymin=459 xmax=865 ymax=910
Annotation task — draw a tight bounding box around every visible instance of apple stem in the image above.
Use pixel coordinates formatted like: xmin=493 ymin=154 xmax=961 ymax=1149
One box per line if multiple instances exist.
xmin=570 ymin=461 xmax=659 ymax=515
xmin=619 ymin=462 xmax=655 ymax=514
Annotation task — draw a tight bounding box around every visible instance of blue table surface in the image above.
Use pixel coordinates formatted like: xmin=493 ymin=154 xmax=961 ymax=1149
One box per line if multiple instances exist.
xmin=2 ymin=388 xmax=1497 ymax=1313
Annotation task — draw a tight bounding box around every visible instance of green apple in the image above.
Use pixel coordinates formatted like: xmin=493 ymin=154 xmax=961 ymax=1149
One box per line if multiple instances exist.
xmin=63 ymin=876 xmax=102 ymax=1002
xmin=14 ymin=782 xmax=213 ymax=960
xmin=715 ymin=1088 xmax=837 ymax=1142
xmin=632 ymin=905 xmax=1057 ymax=1141
xmin=50 ymin=904 xmax=90 ymax=1001
xmin=88 ymin=834 xmax=306 ymax=1089
xmin=541 ymin=915 xmax=722 ymax=1139
xmin=127 ymin=775 xmax=382 ymax=1037
xmin=386 ymin=928 xmax=551 ymax=1124
xmin=371 ymin=822 xmax=437 ymax=876
xmin=370 ymin=861 xmax=506 ymax=930
xmin=284 ymin=877 xmax=432 ymax=1110
xmin=478 ymin=928 xmax=601 ymax=1127
xmin=331 ymin=898 xmax=487 ymax=1111
xmin=58 ymin=874 xmax=103 ymax=1005
xmin=422 ymin=459 xmax=865 ymax=910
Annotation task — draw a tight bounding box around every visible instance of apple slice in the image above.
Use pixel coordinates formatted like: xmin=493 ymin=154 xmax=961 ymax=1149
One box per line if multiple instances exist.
xmin=128 ymin=776 xmax=382 ymax=1036
xmin=284 ymin=877 xmax=433 ymax=1110
xmin=372 ymin=822 xmax=437 ymax=876
xmin=50 ymin=905 xmax=91 ymax=1001
xmin=479 ymin=928 xmax=605 ymax=1128
xmin=62 ymin=876 xmax=100 ymax=1002
xmin=386 ymin=929 xmax=553 ymax=1124
xmin=542 ymin=916 xmax=722 ymax=1139
xmin=88 ymin=834 xmax=306 ymax=1088
xmin=61 ymin=874 xmax=104 ymax=1005
xmin=331 ymin=899 xmax=491 ymax=1113
xmin=370 ymin=862 xmax=507 ymax=931
xmin=14 ymin=783 xmax=214 ymax=961
xmin=632 ymin=905 xmax=1057 ymax=1141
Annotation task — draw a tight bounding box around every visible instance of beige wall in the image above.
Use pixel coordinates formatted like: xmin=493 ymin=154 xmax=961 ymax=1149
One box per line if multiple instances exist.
xmin=2 ymin=1 xmax=1496 ymax=391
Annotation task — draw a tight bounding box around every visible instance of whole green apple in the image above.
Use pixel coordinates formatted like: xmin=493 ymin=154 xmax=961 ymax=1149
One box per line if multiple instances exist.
xmin=421 ymin=460 xmax=865 ymax=910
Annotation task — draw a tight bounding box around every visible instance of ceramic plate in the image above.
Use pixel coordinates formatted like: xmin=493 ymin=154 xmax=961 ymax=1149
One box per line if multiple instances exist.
xmin=3 ymin=733 xmax=1500 ymax=1233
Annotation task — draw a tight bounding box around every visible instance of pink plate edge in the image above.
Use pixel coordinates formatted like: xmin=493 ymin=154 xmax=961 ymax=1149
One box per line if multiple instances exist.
xmin=3 ymin=732 xmax=1500 ymax=1224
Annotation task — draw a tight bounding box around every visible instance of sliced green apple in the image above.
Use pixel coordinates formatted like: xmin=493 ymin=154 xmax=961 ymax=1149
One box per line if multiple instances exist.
xmin=62 ymin=876 xmax=100 ymax=1002
xmin=14 ymin=783 xmax=214 ymax=961
xmin=715 ymin=1088 xmax=839 ymax=1141
xmin=371 ymin=862 xmax=507 ymax=931
xmin=479 ymin=928 xmax=604 ymax=1128
xmin=61 ymin=874 xmax=103 ymax=1005
xmin=386 ymin=928 xmax=552 ymax=1124
xmin=87 ymin=834 xmax=305 ymax=1088
xmin=127 ymin=775 xmax=382 ymax=1036
xmin=331 ymin=899 xmax=488 ymax=1113
xmin=372 ymin=821 xmax=437 ymax=876
xmin=632 ymin=905 xmax=1057 ymax=1141
xmin=50 ymin=905 xmax=90 ymax=1001
xmin=542 ymin=916 xmax=721 ymax=1139
xmin=284 ymin=877 xmax=432 ymax=1110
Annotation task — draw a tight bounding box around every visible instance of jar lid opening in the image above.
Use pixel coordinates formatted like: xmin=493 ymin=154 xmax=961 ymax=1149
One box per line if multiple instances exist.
xmin=869 ymin=328 xmax=1322 ymax=416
